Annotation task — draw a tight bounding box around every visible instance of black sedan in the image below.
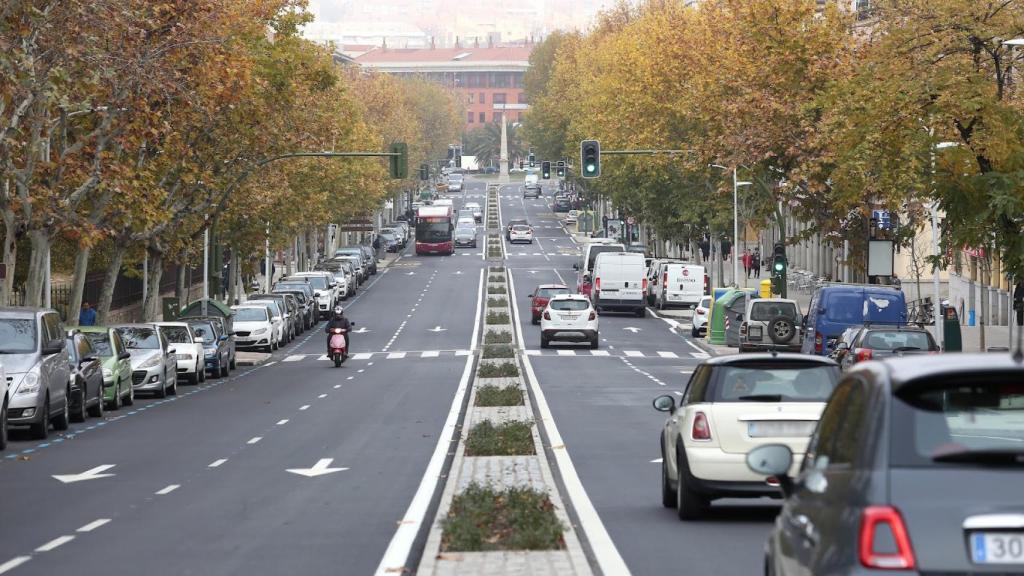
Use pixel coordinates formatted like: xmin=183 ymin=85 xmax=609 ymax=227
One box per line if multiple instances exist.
xmin=748 ymin=353 xmax=1024 ymax=574
xmin=66 ymin=331 xmax=105 ymax=422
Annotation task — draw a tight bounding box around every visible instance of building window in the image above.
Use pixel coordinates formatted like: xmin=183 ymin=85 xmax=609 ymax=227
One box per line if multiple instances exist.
xmin=517 ymin=92 xmax=528 ymax=104
xmin=494 ymin=111 xmax=503 ymax=124
xmin=467 ymin=111 xmax=474 ymax=123
xmin=479 ymin=92 xmax=485 ymax=104
xmin=467 ymin=93 xmax=474 ymax=104
xmin=479 ymin=111 xmax=486 ymax=123
xmin=493 ymin=93 xmax=507 ymax=104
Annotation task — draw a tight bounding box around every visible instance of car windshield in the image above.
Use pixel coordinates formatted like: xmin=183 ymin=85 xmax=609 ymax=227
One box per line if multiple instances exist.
xmin=862 ymin=330 xmax=934 ymax=351
xmin=550 ymin=299 xmax=589 ymax=311
xmin=161 ymin=326 xmax=193 ymax=344
xmin=699 ymin=297 xmax=712 ymax=309
xmin=712 ymin=364 xmax=839 ymax=402
xmin=117 ymin=327 xmax=160 ymax=349
xmin=234 ymin=308 xmax=269 ymax=322
xmin=82 ymin=332 xmax=114 ymax=356
xmin=537 ymin=287 xmax=570 ymax=299
xmin=891 ymin=375 xmax=1024 ymax=467
xmin=0 ymin=318 xmax=37 ymax=353
xmin=750 ymin=302 xmax=798 ymax=321
xmin=587 ymin=246 xmax=624 ymax=270
xmin=189 ymin=322 xmax=217 ymax=343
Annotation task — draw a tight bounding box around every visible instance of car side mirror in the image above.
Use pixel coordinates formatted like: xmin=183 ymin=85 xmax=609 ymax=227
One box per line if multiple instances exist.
xmin=119 ymin=352 xmax=132 ymax=361
xmin=42 ymin=340 xmax=65 ymax=355
xmin=746 ymin=444 xmax=794 ymax=496
xmin=652 ymin=394 xmax=676 ymax=413
xmin=527 ymin=294 xmax=534 ymax=298
xmin=168 ymin=347 xmax=177 ymax=354
xmin=735 ymin=314 xmax=744 ymax=322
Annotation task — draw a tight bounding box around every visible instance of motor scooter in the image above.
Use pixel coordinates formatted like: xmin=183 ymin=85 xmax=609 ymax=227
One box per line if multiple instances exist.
xmin=328 ymin=327 xmax=348 ymax=367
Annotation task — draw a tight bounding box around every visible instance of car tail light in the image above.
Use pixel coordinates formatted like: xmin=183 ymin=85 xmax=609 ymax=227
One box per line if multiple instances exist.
xmin=663 ymin=272 xmax=668 ymax=286
xmin=595 ymin=277 xmax=601 ymax=291
xmin=814 ymin=333 xmax=823 ymax=354
xmin=860 ymin=506 xmax=916 ymax=570
xmin=691 ymin=412 xmax=712 ymax=441
xmin=740 ymin=322 xmax=747 ymax=335
xmin=588 ymin=311 xmax=596 ymax=321
xmin=855 ymin=348 xmax=873 ymax=362
xmin=642 ymin=278 xmax=648 ymax=293
xmin=543 ymin=311 xmax=551 ymax=320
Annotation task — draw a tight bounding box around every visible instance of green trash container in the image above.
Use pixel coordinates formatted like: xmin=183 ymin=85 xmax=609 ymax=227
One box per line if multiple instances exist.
xmin=708 ymin=288 xmax=736 ymax=346
xmin=162 ymin=297 xmax=180 ymax=321
xmin=942 ymin=304 xmax=961 ymax=352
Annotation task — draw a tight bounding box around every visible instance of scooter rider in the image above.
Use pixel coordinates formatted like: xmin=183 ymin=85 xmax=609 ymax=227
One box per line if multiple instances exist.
xmin=325 ymin=306 xmax=352 ymax=354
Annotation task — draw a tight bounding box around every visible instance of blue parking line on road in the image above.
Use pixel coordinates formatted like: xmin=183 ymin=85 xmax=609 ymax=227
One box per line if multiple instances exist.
xmin=38 ymin=443 xmax=50 ymax=448
xmin=52 ymin=438 xmax=63 ymax=443
xmin=6 ymin=454 xmax=16 ymax=459
xmin=96 ymin=422 xmax=106 ymax=426
xmin=21 ymin=449 xmax=34 ymax=454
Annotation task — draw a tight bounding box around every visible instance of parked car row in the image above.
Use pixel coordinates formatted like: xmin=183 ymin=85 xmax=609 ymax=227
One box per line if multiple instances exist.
xmin=1 ymin=306 xmax=241 ymax=445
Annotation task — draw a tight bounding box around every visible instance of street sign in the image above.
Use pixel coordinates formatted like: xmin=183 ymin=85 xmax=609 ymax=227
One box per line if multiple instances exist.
xmin=872 ymin=209 xmax=891 ymax=230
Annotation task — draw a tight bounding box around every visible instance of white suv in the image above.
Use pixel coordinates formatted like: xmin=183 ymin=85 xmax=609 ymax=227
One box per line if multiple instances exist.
xmin=540 ymin=294 xmax=599 ymax=349
xmin=691 ymin=296 xmax=712 ymax=337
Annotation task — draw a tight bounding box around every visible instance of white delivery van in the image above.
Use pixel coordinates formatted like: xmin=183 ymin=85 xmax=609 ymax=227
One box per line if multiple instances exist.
xmin=575 ymin=242 xmax=625 ymax=295
xmin=656 ymin=263 xmax=706 ymax=310
xmin=592 ymin=251 xmax=648 ymax=317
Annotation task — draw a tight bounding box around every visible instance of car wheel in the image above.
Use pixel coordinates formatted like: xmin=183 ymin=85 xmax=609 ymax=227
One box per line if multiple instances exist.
xmin=635 ymin=307 xmax=646 ymax=318
xmin=72 ymin=385 xmax=88 ymax=423
xmin=88 ymin=384 xmax=104 ymax=418
xmin=590 ymin=336 xmax=599 ymax=350
xmin=540 ymin=336 xmax=550 ymax=349
xmin=198 ymin=362 xmax=206 ymax=382
xmin=661 ymin=440 xmax=677 ymax=508
xmin=229 ymin=355 xmax=236 ymax=370
xmin=155 ymin=379 xmax=167 ymax=399
xmin=53 ymin=390 xmax=70 ymax=431
xmin=31 ymin=393 xmax=49 ymax=440
xmin=0 ymin=396 xmax=8 ymax=450
xmin=124 ymin=385 xmax=135 ymax=406
xmin=168 ymin=375 xmax=178 ymax=396
xmin=691 ymin=325 xmax=700 ymax=338
xmin=676 ymin=448 xmax=709 ymax=520
xmin=220 ymin=360 xmax=229 ymax=378
xmin=111 ymin=382 xmax=122 ymax=410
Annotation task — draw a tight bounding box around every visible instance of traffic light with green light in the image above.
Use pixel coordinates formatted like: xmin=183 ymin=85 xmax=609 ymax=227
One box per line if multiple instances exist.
xmin=580 ymin=140 xmax=600 ymax=178
xmin=528 ymin=152 xmax=535 ymax=168
xmin=771 ymin=242 xmax=787 ymax=297
xmin=389 ymin=142 xmax=408 ymax=179
xmin=454 ymin=146 xmax=462 ymax=168
xmin=556 ymin=160 xmax=565 ymax=177
xmin=541 ymin=161 xmax=551 ymax=179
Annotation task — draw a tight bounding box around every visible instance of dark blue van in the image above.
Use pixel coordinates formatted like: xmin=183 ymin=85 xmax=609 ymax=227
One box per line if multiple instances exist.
xmin=800 ymin=285 xmax=907 ymax=355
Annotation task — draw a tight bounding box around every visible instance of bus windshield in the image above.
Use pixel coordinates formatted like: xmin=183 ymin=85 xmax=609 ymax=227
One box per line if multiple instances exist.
xmin=416 ymin=220 xmax=452 ymax=243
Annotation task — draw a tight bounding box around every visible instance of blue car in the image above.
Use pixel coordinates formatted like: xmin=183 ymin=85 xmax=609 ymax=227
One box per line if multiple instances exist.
xmin=800 ymin=284 xmax=907 ymax=356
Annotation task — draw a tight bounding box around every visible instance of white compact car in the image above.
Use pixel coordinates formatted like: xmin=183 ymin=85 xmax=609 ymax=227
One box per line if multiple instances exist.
xmin=540 ymin=294 xmax=599 ymax=349
xmin=465 ymin=202 xmax=482 ymax=222
xmin=653 ymin=354 xmax=840 ymax=520
xmin=691 ymin=295 xmax=712 ymax=337
xmin=564 ymin=210 xmax=579 ymax=224
xmin=245 ymin=300 xmax=285 ymax=350
xmin=231 ymin=305 xmax=276 ymax=352
xmin=154 ymin=322 xmax=206 ymax=384
xmin=509 ymin=224 xmax=534 ymax=244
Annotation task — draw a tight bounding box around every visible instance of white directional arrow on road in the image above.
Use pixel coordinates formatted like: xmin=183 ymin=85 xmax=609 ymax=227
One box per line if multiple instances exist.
xmin=406 ymin=271 xmax=416 ymax=276
xmin=623 ymin=327 xmax=642 ymax=333
xmin=286 ymin=458 xmax=348 ymax=478
xmin=427 ymin=326 xmax=448 ymax=332
xmin=651 ymin=458 xmax=663 ymax=464
xmin=352 ymin=326 xmax=370 ymax=334
xmin=53 ymin=464 xmax=116 ymax=484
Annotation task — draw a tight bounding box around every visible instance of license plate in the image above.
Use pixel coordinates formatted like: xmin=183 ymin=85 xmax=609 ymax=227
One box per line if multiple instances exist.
xmin=971 ymin=532 xmax=1024 ymax=564
xmin=747 ymin=421 xmax=817 ymax=438
xmin=560 ymin=314 xmax=579 ymax=320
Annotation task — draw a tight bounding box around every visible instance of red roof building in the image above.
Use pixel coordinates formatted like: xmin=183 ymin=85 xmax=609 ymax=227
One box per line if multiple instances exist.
xmin=355 ymin=45 xmax=532 ymax=125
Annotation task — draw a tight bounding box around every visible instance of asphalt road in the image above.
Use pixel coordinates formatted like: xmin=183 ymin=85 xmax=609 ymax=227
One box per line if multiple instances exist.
xmin=1 ymin=176 xmax=774 ymax=576
xmin=0 ymin=181 xmax=488 ymax=576
xmin=497 ymin=180 xmax=778 ymax=576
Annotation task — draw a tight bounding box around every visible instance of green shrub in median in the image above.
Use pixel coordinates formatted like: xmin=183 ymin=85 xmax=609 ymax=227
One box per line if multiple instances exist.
xmin=488 ymin=266 xmax=504 ymax=272
xmin=487 ymin=285 xmax=507 ymax=295
xmin=485 ymin=311 xmax=510 ymax=325
xmin=475 ymin=384 xmax=524 ymax=407
xmin=483 ymin=329 xmax=512 ymax=344
xmin=486 ymin=297 xmax=508 ymax=308
xmin=488 ymin=275 xmax=506 ymax=283
xmin=464 ymin=420 xmax=534 ymax=456
xmin=441 ymin=484 xmax=565 ymax=552
xmin=477 ymin=360 xmax=518 ymax=377
xmin=482 ymin=344 xmax=514 ymax=359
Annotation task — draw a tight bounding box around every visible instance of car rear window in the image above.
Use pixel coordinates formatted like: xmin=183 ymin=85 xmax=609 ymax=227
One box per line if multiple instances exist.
xmin=890 ymin=374 xmax=1024 ymax=467
xmin=513 ymin=225 xmax=531 ymax=231
xmin=550 ymin=300 xmax=589 ymax=311
xmin=710 ymin=363 xmax=839 ymax=402
xmin=537 ymin=287 xmax=570 ymax=299
xmin=234 ymin=308 xmax=268 ymax=322
xmin=862 ymin=331 xmax=934 ymax=351
xmin=750 ymin=302 xmax=798 ymax=321
xmin=587 ymin=246 xmax=624 ymax=270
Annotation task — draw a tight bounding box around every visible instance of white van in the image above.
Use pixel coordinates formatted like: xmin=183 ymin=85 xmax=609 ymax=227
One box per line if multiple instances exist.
xmin=655 ymin=263 xmax=706 ymax=310
xmin=524 ymin=172 xmax=539 ymax=187
xmin=575 ymin=242 xmax=625 ymax=294
xmin=592 ymin=251 xmax=647 ymax=317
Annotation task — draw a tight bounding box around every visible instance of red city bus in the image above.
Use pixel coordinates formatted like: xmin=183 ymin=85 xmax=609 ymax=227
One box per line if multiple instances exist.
xmin=415 ymin=205 xmax=454 ymax=255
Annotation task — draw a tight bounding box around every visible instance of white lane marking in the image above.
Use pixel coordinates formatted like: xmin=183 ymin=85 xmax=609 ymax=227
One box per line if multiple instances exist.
xmin=657 ymin=351 xmax=679 ymax=358
xmin=299 ymin=405 xmax=310 ymax=410
xmin=247 ymin=437 xmax=262 ymax=444
xmin=590 ymin=350 xmax=610 ymax=356
xmin=276 ymin=419 xmax=289 ymax=425
xmin=556 ymin=349 xmax=576 ymax=356
xmin=0 ymin=557 xmax=31 ymax=574
xmin=674 ymin=391 xmax=684 ymax=396
xmin=346 ymin=376 xmax=354 ymax=380
xmin=358 ymin=369 xmax=365 ymax=373
xmin=318 ymin=393 xmax=328 ymax=399
xmin=352 ymin=353 xmax=373 ymax=360
xmin=35 ymin=535 xmax=75 ymax=552
xmin=690 ymin=352 xmax=710 ymax=359
xmin=264 ymin=361 xmax=277 ymax=366
xmin=386 ymin=352 xmax=406 ymax=359
xmin=368 ymin=362 xmax=375 ymax=366
xmin=333 ymin=384 xmax=341 ymax=389
xmin=208 ymin=459 xmax=228 ymax=468
xmin=375 ymin=275 xmax=482 ymax=576
xmin=470 ymin=268 xmax=485 ymax=350
xmin=623 ymin=350 xmax=645 ymax=357
xmin=76 ymin=518 xmax=111 ymax=533
xmin=651 ymin=458 xmax=663 ymax=463
xmin=316 ymin=355 xmax=329 ymax=361
xmin=421 ymin=351 xmax=439 ymax=358
xmin=524 ymin=349 xmax=541 ymax=356
xmin=508 ymin=263 xmax=632 ymax=576
xmin=283 ymin=354 xmax=304 ymax=362
xmin=286 ymin=458 xmax=348 ymax=478
xmin=155 ymin=484 xmax=180 ymax=495
xmin=455 ymin=350 xmax=471 ymax=356
xmin=684 ymin=339 xmax=706 ymax=354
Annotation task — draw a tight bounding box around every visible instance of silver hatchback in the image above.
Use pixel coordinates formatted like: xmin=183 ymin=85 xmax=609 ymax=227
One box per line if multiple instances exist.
xmin=113 ymin=324 xmax=179 ymax=398
xmin=1 ymin=307 xmax=72 ymax=439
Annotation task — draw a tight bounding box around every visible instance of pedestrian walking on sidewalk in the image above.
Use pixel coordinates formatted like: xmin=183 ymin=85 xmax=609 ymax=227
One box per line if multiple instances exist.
xmin=1014 ymin=281 xmax=1024 ymax=326
xmin=751 ymin=249 xmax=761 ymax=279
xmin=742 ymin=249 xmax=753 ymax=278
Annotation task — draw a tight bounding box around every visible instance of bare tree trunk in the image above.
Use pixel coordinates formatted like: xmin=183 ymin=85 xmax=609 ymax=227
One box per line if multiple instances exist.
xmin=96 ymin=242 xmax=126 ymax=324
xmin=69 ymin=246 xmax=91 ymax=323
xmin=25 ymin=229 xmax=50 ymax=307
xmin=143 ymin=244 xmax=164 ymax=321
xmin=228 ymin=254 xmax=239 ymax=304
xmin=0 ymin=206 xmax=18 ymax=306
xmin=175 ymin=249 xmax=187 ymax=307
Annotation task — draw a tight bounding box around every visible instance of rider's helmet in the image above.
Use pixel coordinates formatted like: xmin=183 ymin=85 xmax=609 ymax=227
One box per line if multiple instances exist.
xmin=333 ymin=306 xmax=344 ymax=319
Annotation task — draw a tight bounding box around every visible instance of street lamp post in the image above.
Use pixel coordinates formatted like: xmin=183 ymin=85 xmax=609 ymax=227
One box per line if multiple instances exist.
xmin=265 ymin=223 xmax=271 ymax=295
xmin=931 ymin=140 xmax=959 ymax=349
xmin=202 ymin=215 xmax=209 ymax=317
xmin=711 ymin=165 xmax=753 ymax=286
